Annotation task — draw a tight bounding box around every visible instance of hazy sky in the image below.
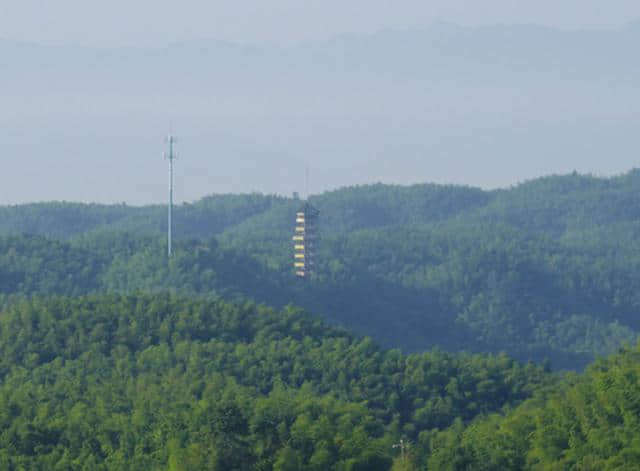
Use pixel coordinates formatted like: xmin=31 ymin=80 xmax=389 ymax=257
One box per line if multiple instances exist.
xmin=2 ymin=0 xmax=640 ymax=46
xmin=2 ymin=2 xmax=640 ymax=204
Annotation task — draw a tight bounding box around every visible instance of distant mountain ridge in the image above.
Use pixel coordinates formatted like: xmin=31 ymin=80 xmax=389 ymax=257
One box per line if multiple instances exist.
xmin=4 ymin=21 xmax=640 ymax=201
xmin=4 ymin=22 xmax=640 ymax=84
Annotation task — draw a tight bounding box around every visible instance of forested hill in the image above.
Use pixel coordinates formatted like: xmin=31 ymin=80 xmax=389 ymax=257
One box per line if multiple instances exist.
xmin=2 ymin=292 xmax=638 ymax=469
xmin=0 ymin=183 xmax=490 ymax=239
xmin=0 ymin=194 xmax=284 ymax=240
xmin=0 ymin=293 xmax=552 ymax=469
xmin=3 ymin=170 xmax=640 ymax=368
xmin=2 ymin=170 xmax=640 ymax=239
xmin=423 ymin=344 xmax=640 ymax=470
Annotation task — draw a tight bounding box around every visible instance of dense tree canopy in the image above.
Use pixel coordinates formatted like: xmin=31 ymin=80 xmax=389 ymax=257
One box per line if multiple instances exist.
xmin=0 ymin=294 xmax=552 ymax=469
xmin=424 ymin=345 xmax=640 ymax=470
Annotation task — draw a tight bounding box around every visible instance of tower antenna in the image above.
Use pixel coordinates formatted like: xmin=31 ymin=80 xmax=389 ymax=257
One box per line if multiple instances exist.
xmin=305 ymin=163 xmax=310 ymax=200
xmin=165 ymin=134 xmax=178 ymax=258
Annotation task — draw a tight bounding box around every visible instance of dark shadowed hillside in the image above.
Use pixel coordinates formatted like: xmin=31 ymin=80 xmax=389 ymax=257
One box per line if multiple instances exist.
xmin=2 ymin=171 xmax=640 ymax=368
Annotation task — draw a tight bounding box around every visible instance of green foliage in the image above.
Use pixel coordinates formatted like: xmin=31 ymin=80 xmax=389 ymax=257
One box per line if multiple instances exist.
xmin=0 ymin=294 xmax=552 ymax=469
xmin=0 ymin=194 xmax=284 ymax=240
xmin=426 ymin=345 xmax=640 ymax=470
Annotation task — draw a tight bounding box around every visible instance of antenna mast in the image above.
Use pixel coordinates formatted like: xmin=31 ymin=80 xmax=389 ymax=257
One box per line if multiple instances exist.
xmin=305 ymin=163 xmax=310 ymax=200
xmin=165 ymin=134 xmax=177 ymax=258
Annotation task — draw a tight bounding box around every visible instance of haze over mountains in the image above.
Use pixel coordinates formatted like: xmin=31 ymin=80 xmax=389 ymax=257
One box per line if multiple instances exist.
xmin=2 ymin=22 xmax=640 ymax=204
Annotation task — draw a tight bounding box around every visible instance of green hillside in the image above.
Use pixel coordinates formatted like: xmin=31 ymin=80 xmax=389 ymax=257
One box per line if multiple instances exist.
xmin=0 ymin=194 xmax=284 ymax=240
xmin=423 ymin=344 xmax=640 ymax=470
xmin=0 ymin=294 xmax=551 ymax=470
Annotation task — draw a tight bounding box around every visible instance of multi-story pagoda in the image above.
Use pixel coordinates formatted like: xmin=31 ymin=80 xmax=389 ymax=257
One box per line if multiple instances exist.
xmin=293 ymin=202 xmax=319 ymax=278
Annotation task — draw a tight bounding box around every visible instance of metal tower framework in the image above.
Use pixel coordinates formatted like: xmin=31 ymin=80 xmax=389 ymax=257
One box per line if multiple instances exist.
xmin=165 ymin=135 xmax=177 ymax=258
